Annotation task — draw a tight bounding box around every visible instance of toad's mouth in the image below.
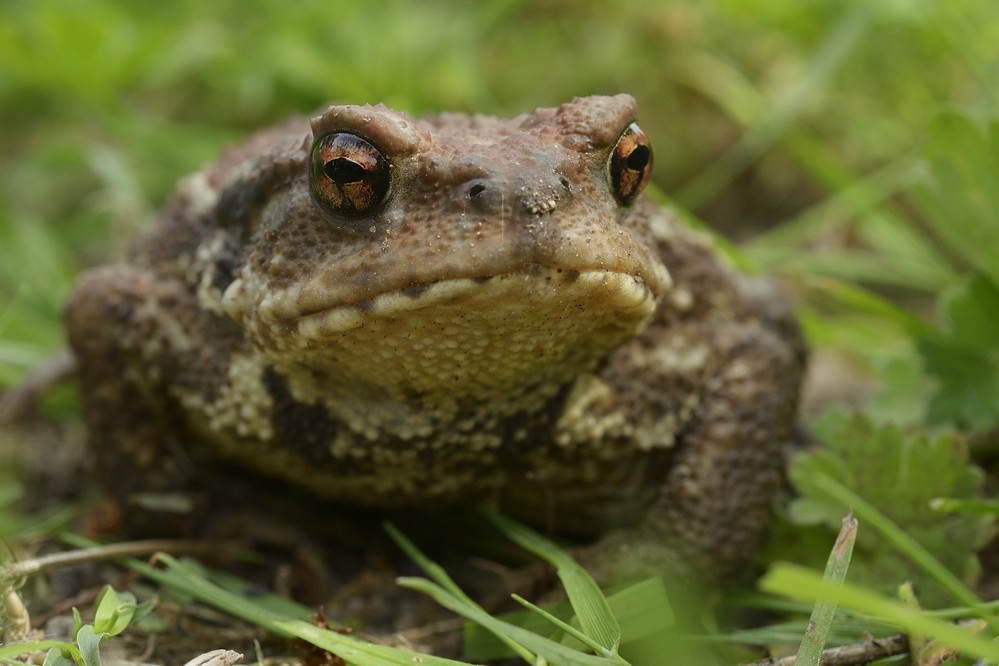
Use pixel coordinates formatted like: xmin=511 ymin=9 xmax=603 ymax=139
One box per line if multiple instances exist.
xmin=288 ymin=265 xmax=662 ymax=338
xmin=235 ymin=264 xmax=668 ymax=408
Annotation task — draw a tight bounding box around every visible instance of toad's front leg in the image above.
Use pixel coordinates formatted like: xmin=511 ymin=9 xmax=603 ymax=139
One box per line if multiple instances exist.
xmin=591 ymin=318 xmax=805 ymax=583
xmin=65 ymin=264 xmax=240 ymax=533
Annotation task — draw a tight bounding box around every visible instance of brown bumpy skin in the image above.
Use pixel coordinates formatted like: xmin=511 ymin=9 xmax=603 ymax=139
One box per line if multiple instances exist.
xmin=65 ymin=95 xmax=805 ymax=580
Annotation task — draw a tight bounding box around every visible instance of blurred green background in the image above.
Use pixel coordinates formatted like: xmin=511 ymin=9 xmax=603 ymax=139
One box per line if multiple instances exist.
xmin=1 ymin=0 xmax=997 ymax=403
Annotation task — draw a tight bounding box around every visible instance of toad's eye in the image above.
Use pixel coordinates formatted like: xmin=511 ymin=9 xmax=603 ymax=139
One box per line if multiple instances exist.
xmin=609 ymin=122 xmax=653 ymax=206
xmin=310 ymin=132 xmax=390 ymax=219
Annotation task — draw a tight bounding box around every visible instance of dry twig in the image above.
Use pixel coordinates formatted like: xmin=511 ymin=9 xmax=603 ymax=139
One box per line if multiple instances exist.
xmin=741 ymin=633 xmax=909 ymax=666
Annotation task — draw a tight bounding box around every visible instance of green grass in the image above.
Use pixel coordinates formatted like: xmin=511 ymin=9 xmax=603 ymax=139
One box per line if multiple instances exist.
xmin=4 ymin=1 xmax=999 ymax=664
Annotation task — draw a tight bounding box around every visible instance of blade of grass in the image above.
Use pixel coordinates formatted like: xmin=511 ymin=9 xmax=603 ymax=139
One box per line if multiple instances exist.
xmin=133 ymin=553 xmax=480 ymax=666
xmin=793 ymin=514 xmax=858 ymax=666
xmin=898 ymin=582 xmax=926 ymax=659
xmin=0 ymin=640 xmax=78 ymax=662
xmin=744 ymin=155 xmax=957 ymax=292
xmin=464 ymin=577 xmax=674 ymax=662
xmin=806 ymin=472 xmax=998 ymax=633
xmin=509 ymin=593 xmax=608 ymax=655
xmin=397 ymin=576 xmax=628 ymax=666
xmin=673 ymin=5 xmax=872 ymax=208
xmin=761 ymin=563 xmax=999 ymax=663
xmin=930 ymin=598 xmax=999 ymax=621
xmin=744 ymin=155 xmax=915 ymax=250
xmin=929 ymin=496 xmax=999 ymax=515
xmin=384 ymin=522 xmax=537 ymax=664
xmin=205 ymin=568 xmax=319 ymax=622
xmin=801 ymin=276 xmax=933 ymax=338
xmin=383 ymin=522 xmax=474 ymax=605
xmin=481 ymin=510 xmax=622 ymax=656
xmin=62 ymin=535 xmax=487 ymax=665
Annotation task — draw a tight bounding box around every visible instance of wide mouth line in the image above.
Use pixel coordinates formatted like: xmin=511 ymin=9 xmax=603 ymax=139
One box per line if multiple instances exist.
xmin=291 ymin=265 xmax=648 ymax=322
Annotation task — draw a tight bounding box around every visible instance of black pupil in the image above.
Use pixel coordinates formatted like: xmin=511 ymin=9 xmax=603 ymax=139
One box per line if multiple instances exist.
xmin=325 ymin=157 xmax=367 ymax=183
xmin=626 ymin=145 xmax=651 ymax=171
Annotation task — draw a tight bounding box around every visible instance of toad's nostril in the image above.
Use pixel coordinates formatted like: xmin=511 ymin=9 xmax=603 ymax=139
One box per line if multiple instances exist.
xmin=464 ymin=178 xmax=504 ymax=213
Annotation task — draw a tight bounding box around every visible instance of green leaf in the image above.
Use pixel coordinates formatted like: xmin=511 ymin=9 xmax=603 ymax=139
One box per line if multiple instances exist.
xmin=918 ymin=272 xmax=999 ymax=431
xmin=41 ymin=647 xmax=78 ymax=666
xmin=71 ymin=606 xmax=83 ymax=640
xmin=91 ymin=586 xmax=137 ymax=637
xmin=130 ymin=596 xmax=158 ymax=628
xmin=75 ymin=625 xmax=106 ymax=666
xmin=787 ymin=413 xmax=994 ymax=606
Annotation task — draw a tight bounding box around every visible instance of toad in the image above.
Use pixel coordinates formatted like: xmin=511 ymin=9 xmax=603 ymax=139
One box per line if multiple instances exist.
xmin=65 ymin=95 xmax=805 ymax=580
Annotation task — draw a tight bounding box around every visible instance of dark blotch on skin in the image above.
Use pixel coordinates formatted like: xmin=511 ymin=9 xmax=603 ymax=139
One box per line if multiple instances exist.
xmin=401 ymin=284 xmax=431 ymax=299
xmin=211 ymin=247 xmax=239 ymax=293
xmin=561 ymin=269 xmax=580 ymax=283
xmin=263 ymin=368 xmax=340 ymax=464
xmin=214 ymin=158 xmax=300 ymax=230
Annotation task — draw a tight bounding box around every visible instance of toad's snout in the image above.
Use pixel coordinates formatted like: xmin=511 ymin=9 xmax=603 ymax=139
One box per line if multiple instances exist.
xmin=446 ymin=147 xmax=576 ymax=218
xmin=462 ymin=169 xmax=573 ymax=217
